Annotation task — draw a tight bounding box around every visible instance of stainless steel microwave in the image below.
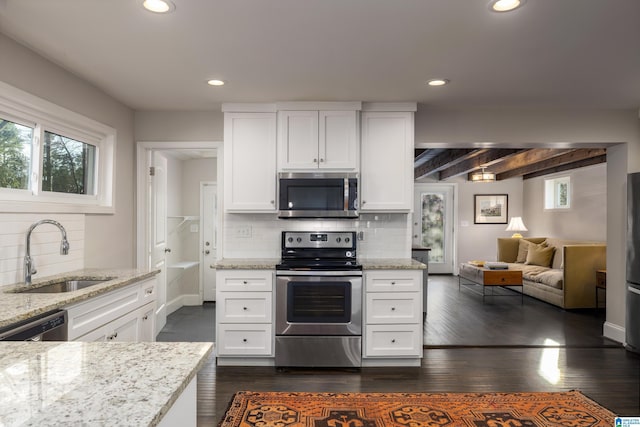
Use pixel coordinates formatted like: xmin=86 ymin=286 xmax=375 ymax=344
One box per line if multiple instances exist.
xmin=278 ymin=172 xmax=358 ymax=218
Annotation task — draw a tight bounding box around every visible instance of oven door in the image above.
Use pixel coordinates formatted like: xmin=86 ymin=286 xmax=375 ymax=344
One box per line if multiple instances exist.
xmin=276 ymin=272 xmax=362 ymax=336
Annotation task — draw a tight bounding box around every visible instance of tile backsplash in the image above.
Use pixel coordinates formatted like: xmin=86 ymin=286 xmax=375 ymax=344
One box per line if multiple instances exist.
xmin=222 ymin=212 xmax=411 ymax=259
xmin=0 ymin=213 xmax=85 ymax=285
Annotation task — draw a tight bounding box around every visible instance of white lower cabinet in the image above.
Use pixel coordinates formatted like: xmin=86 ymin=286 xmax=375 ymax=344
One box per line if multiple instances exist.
xmin=363 ymin=270 xmax=422 ymax=360
xmin=66 ymin=278 xmax=157 ymax=342
xmin=216 ymin=270 xmax=274 ymax=360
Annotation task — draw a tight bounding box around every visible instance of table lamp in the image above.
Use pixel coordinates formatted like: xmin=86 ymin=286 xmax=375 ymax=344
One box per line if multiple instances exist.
xmin=506 ymin=217 xmax=527 ymax=238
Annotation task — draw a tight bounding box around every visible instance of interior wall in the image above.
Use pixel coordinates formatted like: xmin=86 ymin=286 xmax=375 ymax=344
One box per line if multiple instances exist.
xmin=0 ymin=32 xmax=135 ymax=269
xmin=165 ymin=155 xmax=184 ymax=307
xmin=455 ymin=177 xmax=524 ymax=264
xmin=522 ymin=164 xmax=607 ymax=241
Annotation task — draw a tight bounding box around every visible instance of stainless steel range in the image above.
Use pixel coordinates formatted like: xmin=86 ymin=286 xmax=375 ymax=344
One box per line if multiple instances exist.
xmin=275 ymin=231 xmax=362 ymax=368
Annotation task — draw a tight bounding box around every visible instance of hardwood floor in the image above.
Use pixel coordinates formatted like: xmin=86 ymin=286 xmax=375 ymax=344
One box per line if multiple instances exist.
xmin=160 ymin=275 xmax=640 ymax=426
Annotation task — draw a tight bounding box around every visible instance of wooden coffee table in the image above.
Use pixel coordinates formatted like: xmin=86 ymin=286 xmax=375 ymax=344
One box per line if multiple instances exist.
xmin=458 ymin=263 xmax=523 ymax=304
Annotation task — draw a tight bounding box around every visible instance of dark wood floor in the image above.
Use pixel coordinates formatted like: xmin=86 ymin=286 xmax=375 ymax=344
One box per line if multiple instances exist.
xmin=160 ymin=275 xmax=640 ymax=426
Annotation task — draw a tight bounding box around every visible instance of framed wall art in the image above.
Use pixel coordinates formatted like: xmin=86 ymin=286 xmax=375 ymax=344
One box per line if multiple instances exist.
xmin=474 ymin=194 xmax=508 ymax=224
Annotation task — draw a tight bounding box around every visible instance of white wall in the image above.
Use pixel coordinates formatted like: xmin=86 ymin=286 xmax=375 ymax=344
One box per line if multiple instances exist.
xmin=523 ymin=164 xmax=607 ymax=241
xmin=0 ymin=213 xmax=84 ymax=285
xmin=0 ymin=33 xmax=135 ymax=272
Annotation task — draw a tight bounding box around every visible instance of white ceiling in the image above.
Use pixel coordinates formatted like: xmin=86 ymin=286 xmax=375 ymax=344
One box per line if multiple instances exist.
xmin=0 ymin=0 xmax=639 ymax=112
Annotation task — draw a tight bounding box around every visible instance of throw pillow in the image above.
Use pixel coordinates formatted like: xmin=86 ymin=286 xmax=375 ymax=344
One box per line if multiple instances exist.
xmin=525 ymin=244 xmax=555 ymax=267
xmin=516 ymin=239 xmax=530 ymax=263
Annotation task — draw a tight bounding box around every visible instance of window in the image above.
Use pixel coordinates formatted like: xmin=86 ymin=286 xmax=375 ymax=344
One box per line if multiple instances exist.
xmin=544 ymin=176 xmax=571 ymax=210
xmin=0 ymin=118 xmax=33 ymax=190
xmin=0 ymin=81 xmax=115 ymax=213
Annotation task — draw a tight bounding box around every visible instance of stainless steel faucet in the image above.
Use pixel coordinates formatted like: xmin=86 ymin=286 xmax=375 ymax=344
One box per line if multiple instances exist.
xmin=24 ymin=219 xmax=70 ymax=285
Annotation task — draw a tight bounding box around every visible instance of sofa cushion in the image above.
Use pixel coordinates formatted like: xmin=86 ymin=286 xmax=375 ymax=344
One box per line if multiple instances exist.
xmin=525 ymin=244 xmax=555 ymax=267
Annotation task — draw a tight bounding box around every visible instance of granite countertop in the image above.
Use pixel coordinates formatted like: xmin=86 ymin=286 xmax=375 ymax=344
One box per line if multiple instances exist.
xmin=212 ymin=258 xmax=426 ymax=270
xmin=0 ymin=268 xmax=159 ymax=329
xmin=0 ymin=341 xmax=213 ymax=427
xmin=361 ymin=259 xmax=427 ymax=270
xmin=212 ymin=258 xmax=280 ymax=270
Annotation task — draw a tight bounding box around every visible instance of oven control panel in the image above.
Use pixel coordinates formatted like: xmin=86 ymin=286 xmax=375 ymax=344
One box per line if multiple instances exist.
xmin=282 ymin=231 xmax=356 ymax=249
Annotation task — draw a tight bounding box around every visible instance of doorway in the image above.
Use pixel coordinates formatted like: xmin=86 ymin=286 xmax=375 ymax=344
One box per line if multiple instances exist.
xmin=413 ymin=183 xmax=456 ymax=274
xmin=136 ymin=141 xmax=222 ymax=338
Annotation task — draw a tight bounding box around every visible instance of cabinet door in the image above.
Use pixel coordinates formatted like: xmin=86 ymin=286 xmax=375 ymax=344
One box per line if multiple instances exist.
xmin=107 ymin=310 xmax=140 ymax=342
xmin=218 ymin=292 xmax=272 ymax=323
xmin=278 ymin=110 xmax=319 ymax=170
xmin=319 ymin=111 xmax=358 ymax=170
xmin=360 ymin=111 xmax=414 ymax=211
xmin=365 ymin=293 xmax=421 ymax=324
xmin=217 ymin=324 xmax=273 ymax=356
xmin=224 ymin=112 xmax=277 ymax=211
xmin=138 ymin=302 xmax=156 ymax=342
xmin=364 ymin=324 xmax=422 ymax=357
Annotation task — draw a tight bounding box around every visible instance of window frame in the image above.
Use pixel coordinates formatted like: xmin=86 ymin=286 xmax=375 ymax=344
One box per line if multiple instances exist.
xmin=544 ymin=175 xmax=571 ymax=210
xmin=0 ymin=81 xmax=116 ymax=213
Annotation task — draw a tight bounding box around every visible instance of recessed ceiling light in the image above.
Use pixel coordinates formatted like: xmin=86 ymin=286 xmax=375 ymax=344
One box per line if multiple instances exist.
xmin=427 ymin=79 xmax=449 ymax=87
xmin=489 ymin=0 xmax=525 ymax=12
xmin=142 ymin=0 xmax=175 ymax=13
xmin=207 ymin=79 xmax=225 ymax=86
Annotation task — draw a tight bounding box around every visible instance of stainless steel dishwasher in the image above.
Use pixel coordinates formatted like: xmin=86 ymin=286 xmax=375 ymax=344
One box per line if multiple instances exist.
xmin=0 ymin=310 xmax=67 ymax=341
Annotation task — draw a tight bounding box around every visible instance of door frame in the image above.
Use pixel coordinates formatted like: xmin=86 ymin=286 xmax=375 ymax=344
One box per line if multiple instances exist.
xmin=200 ymin=181 xmax=217 ymax=301
xmin=135 ymin=141 xmax=223 ymax=322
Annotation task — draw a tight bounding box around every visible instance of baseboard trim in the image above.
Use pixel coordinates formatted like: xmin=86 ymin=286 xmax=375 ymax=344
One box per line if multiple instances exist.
xmin=166 ymin=294 xmax=203 ymax=315
xmin=603 ymin=321 xmax=625 ymax=344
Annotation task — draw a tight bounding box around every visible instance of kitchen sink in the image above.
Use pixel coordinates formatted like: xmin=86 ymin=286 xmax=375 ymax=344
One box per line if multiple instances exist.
xmin=17 ymin=278 xmax=115 ymax=294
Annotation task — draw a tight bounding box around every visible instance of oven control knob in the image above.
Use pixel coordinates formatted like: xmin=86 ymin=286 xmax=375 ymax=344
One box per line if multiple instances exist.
xmin=345 ymin=237 xmax=350 ymax=243
xmin=336 ymin=237 xmax=341 ymax=243
xmin=287 ymin=237 xmax=293 ymax=243
xmin=346 ymin=251 xmax=353 ymax=258
xmin=296 ymin=237 xmax=302 ymax=243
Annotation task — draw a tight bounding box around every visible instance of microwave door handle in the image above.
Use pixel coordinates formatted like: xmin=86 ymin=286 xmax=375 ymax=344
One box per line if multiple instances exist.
xmin=344 ymin=178 xmax=349 ymax=211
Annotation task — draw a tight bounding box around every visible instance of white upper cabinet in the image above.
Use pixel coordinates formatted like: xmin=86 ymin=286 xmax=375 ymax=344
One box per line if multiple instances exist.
xmin=360 ymin=110 xmax=415 ymax=211
xmin=223 ymin=112 xmax=277 ymax=212
xmin=278 ymin=110 xmax=359 ymax=171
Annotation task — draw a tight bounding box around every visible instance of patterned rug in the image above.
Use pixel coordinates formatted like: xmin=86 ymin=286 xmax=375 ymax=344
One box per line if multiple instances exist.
xmin=218 ymin=390 xmax=615 ymax=427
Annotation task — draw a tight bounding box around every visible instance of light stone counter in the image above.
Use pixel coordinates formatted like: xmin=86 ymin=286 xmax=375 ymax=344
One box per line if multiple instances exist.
xmin=212 ymin=258 xmax=280 ymax=270
xmin=361 ymin=259 xmax=426 ymax=270
xmin=0 ymin=341 xmax=213 ymax=427
xmin=0 ymin=268 xmax=159 ymax=329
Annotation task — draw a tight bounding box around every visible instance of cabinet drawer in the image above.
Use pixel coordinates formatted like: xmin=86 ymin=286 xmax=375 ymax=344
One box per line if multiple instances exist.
xmin=217 ymin=324 xmax=273 ymax=356
xmin=218 ymin=292 xmax=272 ymax=323
xmin=364 ymin=324 xmax=422 ymax=357
xmin=138 ymin=278 xmax=157 ymax=304
xmin=365 ymin=270 xmax=421 ymax=292
xmin=365 ymin=293 xmax=421 ymax=324
xmin=217 ymin=270 xmax=273 ymax=292
xmin=66 ymin=283 xmax=141 ymax=340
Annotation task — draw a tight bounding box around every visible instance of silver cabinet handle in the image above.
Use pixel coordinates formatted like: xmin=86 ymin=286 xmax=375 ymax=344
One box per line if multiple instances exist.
xmin=164 ymin=248 xmax=171 ymax=253
xmin=313 ymin=158 xmax=318 ymax=163
xmin=145 ymin=289 xmax=153 ymax=295
xmin=391 ymin=307 xmax=396 ymax=311
xmin=205 ymin=250 xmax=210 ymax=255
xmin=391 ymin=339 xmax=396 ymax=343
xmin=320 ymin=158 xmax=324 ymax=162
xmin=242 ymin=338 xmax=247 ymax=343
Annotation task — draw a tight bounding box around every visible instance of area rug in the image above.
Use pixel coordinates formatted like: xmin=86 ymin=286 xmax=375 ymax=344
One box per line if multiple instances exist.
xmin=218 ymin=390 xmax=615 ymax=426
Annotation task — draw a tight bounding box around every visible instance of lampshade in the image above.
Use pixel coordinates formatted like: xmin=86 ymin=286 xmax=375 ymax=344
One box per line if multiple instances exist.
xmin=470 ymin=167 xmax=496 ymax=182
xmin=506 ymin=217 xmax=528 ymax=238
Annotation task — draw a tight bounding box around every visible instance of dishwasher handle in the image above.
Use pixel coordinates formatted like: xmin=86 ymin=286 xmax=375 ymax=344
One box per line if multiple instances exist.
xmin=0 ymin=310 xmax=67 ymax=341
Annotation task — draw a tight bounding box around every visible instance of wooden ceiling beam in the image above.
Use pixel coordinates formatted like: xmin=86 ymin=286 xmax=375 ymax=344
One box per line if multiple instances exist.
xmin=487 ymin=148 xmax=575 ymax=174
xmin=522 ymin=154 xmax=607 ymax=180
xmin=497 ymin=148 xmax=607 ymax=180
xmin=440 ymin=148 xmax=521 ymax=180
xmin=414 ymin=149 xmax=477 ymax=180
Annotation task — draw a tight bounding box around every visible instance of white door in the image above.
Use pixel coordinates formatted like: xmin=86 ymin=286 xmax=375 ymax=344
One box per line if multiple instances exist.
xmin=201 ymin=182 xmax=217 ymax=301
xmin=150 ymin=151 xmax=168 ymax=332
xmin=413 ymin=184 xmax=455 ymax=274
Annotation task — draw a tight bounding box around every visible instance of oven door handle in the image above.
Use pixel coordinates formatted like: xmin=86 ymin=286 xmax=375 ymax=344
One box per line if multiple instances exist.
xmin=276 ymin=270 xmax=362 ymax=277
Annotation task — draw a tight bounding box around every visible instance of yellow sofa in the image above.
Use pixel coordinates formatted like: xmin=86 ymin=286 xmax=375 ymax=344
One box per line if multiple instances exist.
xmin=496 ymin=237 xmax=606 ymax=309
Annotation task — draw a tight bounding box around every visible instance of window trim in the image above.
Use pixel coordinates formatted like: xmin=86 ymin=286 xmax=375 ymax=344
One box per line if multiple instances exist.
xmin=544 ymin=175 xmax=571 ymax=210
xmin=0 ymin=80 xmax=116 ymax=213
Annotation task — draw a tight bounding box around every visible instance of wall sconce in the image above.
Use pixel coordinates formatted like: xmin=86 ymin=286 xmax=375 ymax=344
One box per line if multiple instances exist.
xmin=506 ymin=217 xmax=528 ymax=238
xmin=471 ymin=167 xmax=496 ymax=182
